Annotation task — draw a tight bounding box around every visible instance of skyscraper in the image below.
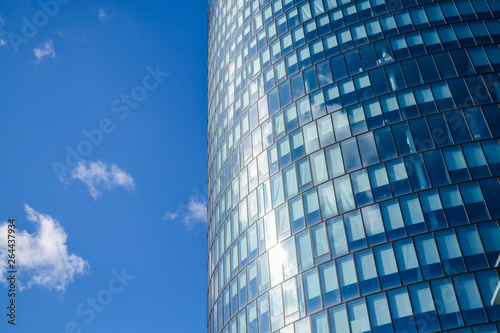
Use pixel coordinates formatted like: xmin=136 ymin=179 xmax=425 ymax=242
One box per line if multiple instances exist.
xmin=207 ymin=0 xmax=500 ymax=332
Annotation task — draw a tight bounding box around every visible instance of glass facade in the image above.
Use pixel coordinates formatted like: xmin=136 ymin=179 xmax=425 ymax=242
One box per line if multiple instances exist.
xmin=207 ymin=0 xmax=500 ymax=332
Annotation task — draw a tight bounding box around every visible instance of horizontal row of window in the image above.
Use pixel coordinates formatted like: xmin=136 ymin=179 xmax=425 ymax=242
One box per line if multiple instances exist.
xmin=208 ymin=0 xmax=499 ymax=129
xmin=208 ymin=63 xmax=500 ymax=205
xmin=209 ymin=0 xmax=499 ymax=85
xmin=208 ymin=102 xmax=499 ymax=231
xmin=210 ymin=41 xmax=498 ymax=163
xmin=208 ymin=177 xmax=500 ymax=291
xmin=208 ymin=5 xmax=499 ymax=138
xmin=210 ymin=266 xmax=500 ymax=333
xmin=208 ymin=40 xmax=500 ymax=181
xmin=210 ymin=0 xmax=498 ymax=137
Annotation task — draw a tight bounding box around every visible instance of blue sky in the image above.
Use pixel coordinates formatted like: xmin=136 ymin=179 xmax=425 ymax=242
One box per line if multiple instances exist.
xmin=0 ymin=1 xmax=208 ymax=332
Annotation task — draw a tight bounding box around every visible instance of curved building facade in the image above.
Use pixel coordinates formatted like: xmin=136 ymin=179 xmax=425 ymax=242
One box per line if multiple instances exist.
xmin=207 ymin=0 xmax=500 ymax=332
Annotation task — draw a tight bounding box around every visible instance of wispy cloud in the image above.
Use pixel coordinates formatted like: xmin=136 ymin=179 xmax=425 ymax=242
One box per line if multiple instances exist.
xmin=0 ymin=205 xmax=89 ymax=292
xmin=0 ymin=39 xmax=6 ymax=47
xmin=163 ymin=195 xmax=207 ymax=230
xmin=99 ymin=9 xmax=106 ymax=21
xmin=70 ymin=160 xmax=135 ymax=199
xmin=33 ymin=40 xmax=55 ymax=63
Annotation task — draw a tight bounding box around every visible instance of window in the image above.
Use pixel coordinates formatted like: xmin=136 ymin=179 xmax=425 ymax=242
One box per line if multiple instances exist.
xmin=435 ymin=229 xmax=466 ymax=275
xmin=355 ymin=250 xmax=379 ymax=295
xmin=409 ymin=283 xmax=440 ymax=333
xmin=431 ymin=278 xmax=464 ymax=330
xmin=453 ymin=274 xmax=488 ymax=325
xmin=303 ymin=268 xmax=322 ymax=314
xmin=415 ymin=234 xmax=443 ymax=279
xmin=374 ymin=244 xmax=401 ymax=290
xmin=337 ymin=255 xmax=359 ymax=301
xmin=381 ymin=199 xmax=406 ymax=240
xmin=388 ymin=288 xmax=417 ymax=333
xmin=394 ymin=239 xmax=422 ymax=284
xmin=327 ymin=216 xmax=349 ymax=258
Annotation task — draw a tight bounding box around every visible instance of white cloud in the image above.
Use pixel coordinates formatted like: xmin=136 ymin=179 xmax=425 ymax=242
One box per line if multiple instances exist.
xmin=33 ymin=40 xmax=55 ymax=63
xmin=70 ymin=160 xmax=135 ymax=199
xmin=0 ymin=39 xmax=6 ymax=47
xmin=0 ymin=205 xmax=89 ymax=292
xmin=99 ymin=9 xmax=106 ymax=21
xmin=163 ymin=195 xmax=207 ymax=230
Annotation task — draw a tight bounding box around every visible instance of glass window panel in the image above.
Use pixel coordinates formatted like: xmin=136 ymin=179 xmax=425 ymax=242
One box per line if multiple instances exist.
xmin=374 ymin=243 xmax=400 ymax=289
xmin=453 ymin=274 xmax=488 ymax=325
xmin=388 ymin=288 xmax=417 ymax=333
xmin=335 ymin=175 xmax=355 ymax=213
xmin=355 ymin=250 xmax=380 ymax=295
xmin=297 ymin=230 xmax=314 ymax=272
xmin=408 ymin=283 xmax=440 ymax=333
xmin=367 ymin=293 xmax=393 ymax=333
xmin=329 ymin=304 xmax=350 ymax=333
xmin=476 ymin=270 xmax=500 ymax=322
xmin=394 ymin=238 xmax=422 ymax=284
xmin=345 ymin=210 xmax=367 ymax=252
xmin=415 ymin=234 xmax=443 ymax=280
xmin=337 ymin=255 xmax=359 ymax=301
xmin=327 ymin=216 xmax=349 ymax=258
xmin=347 ymin=299 xmax=371 ymax=333
xmin=459 ymin=182 xmax=490 ymax=222
xmin=318 ymin=181 xmax=337 ymax=219
xmin=435 ymin=229 xmax=466 ymax=275
xmin=319 ymin=261 xmax=340 ymax=307
xmin=456 ymin=225 xmax=488 ymax=271
xmin=325 ymin=144 xmax=345 ymax=178
xmin=351 ymin=169 xmax=373 ymax=207
xmin=303 ymin=268 xmax=322 ymax=314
